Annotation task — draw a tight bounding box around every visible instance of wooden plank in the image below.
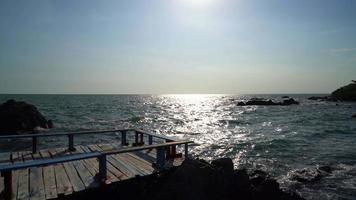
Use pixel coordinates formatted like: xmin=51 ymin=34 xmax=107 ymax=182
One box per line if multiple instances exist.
xmin=67 ymin=147 xmax=98 ymax=189
xmin=125 ymin=153 xmax=155 ymax=173
xmin=28 ymin=152 xmax=46 ymax=200
xmin=10 ymin=152 xmax=20 ymax=200
xmin=116 ymin=154 xmax=148 ymax=175
xmin=29 ymin=167 xmax=46 ymax=200
xmin=52 ymin=148 xmax=85 ymax=192
xmin=87 ymin=145 xmax=128 ymax=180
xmin=133 ymin=150 xmax=156 ymax=164
xmin=80 ymin=146 xmax=120 ymax=182
xmin=105 ymin=144 xmax=154 ymax=174
xmin=0 ymin=152 xmax=11 ymax=196
xmin=47 ymin=149 xmax=73 ymax=196
xmin=102 ymin=144 xmax=153 ymax=175
xmin=92 ymin=145 xmax=138 ymax=178
xmin=17 ymin=152 xmax=29 ymax=200
xmin=38 ymin=151 xmax=57 ymax=200
xmin=0 ymin=152 xmax=18 ymax=199
xmin=74 ymin=146 xmax=98 ymax=175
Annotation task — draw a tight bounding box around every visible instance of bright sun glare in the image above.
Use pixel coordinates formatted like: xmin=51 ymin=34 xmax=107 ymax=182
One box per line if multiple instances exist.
xmin=180 ymin=0 xmax=216 ymax=7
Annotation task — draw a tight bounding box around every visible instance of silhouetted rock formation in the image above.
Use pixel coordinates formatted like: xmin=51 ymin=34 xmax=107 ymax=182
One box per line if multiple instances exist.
xmin=331 ymin=81 xmax=356 ymax=101
xmin=282 ymin=96 xmax=290 ymax=98
xmin=289 ymin=165 xmax=333 ymax=183
xmin=0 ymin=99 xmax=53 ymax=134
xmin=308 ymin=81 xmax=356 ymax=102
xmin=72 ymin=158 xmax=304 ymax=200
xmin=237 ymin=98 xmax=299 ymax=106
xmin=352 ymin=114 xmax=356 ymax=118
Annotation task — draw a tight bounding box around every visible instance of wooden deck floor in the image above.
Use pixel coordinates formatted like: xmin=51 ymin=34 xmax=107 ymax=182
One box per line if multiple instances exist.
xmin=0 ymin=143 xmax=184 ymax=200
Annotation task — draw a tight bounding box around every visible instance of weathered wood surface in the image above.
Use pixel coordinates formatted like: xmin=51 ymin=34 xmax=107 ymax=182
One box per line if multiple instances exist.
xmin=0 ymin=143 xmax=184 ymax=200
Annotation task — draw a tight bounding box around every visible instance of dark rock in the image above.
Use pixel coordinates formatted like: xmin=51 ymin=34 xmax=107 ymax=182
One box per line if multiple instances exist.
xmin=152 ymin=158 xmax=216 ymax=200
xmin=152 ymin=158 xmax=305 ymax=200
xmin=283 ymin=98 xmax=300 ymax=105
xmin=237 ymin=98 xmax=299 ymax=106
xmin=250 ymin=169 xmax=304 ymax=200
xmin=290 ymin=168 xmax=325 ymax=183
xmin=233 ymin=168 xmax=251 ymax=189
xmin=250 ymin=97 xmax=265 ymax=101
xmin=232 ymin=169 xmax=254 ymax=199
xmin=307 ymin=96 xmax=337 ymax=102
xmin=250 ymin=170 xmax=269 ymax=187
xmin=237 ymin=102 xmax=246 ymax=106
xmin=308 ymin=96 xmax=328 ymax=101
xmin=318 ymin=165 xmax=333 ymax=174
xmin=211 ymin=158 xmax=234 ymax=176
xmin=0 ymin=99 xmax=53 ymax=134
xmin=352 ymin=114 xmax=356 ymax=118
xmin=331 ymin=80 xmax=356 ymax=101
xmin=69 ymin=157 xmax=305 ymax=200
xmin=47 ymin=120 xmax=54 ymax=128
xmin=245 ymin=99 xmax=276 ymax=106
xmin=282 ymin=96 xmax=290 ymax=98
xmin=211 ymin=158 xmax=234 ymax=197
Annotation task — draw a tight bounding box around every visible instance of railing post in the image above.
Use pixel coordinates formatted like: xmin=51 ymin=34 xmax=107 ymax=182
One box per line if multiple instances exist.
xmin=165 ymin=139 xmax=171 ymax=156
xmin=184 ymin=143 xmax=189 ymax=158
xmin=98 ymin=154 xmax=107 ymax=182
xmin=2 ymin=171 xmax=13 ymax=200
xmin=140 ymin=133 xmax=144 ymax=144
xmin=32 ymin=136 xmax=37 ymax=154
xmin=156 ymin=147 xmax=166 ymax=168
xmin=135 ymin=131 xmax=139 ymax=145
xmin=68 ymin=134 xmax=75 ymax=151
xmin=121 ymin=131 xmax=128 ymax=146
xmin=148 ymin=135 xmax=153 ymax=145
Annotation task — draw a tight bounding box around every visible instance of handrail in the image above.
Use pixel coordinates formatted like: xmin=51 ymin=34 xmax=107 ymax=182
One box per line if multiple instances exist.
xmin=0 ymin=130 xmax=193 ymax=200
xmin=0 ymin=128 xmax=182 ymax=154
xmin=134 ymin=128 xmax=178 ymax=141
xmin=104 ymin=140 xmax=193 ymax=155
xmin=0 ymin=152 xmax=102 ymax=172
xmin=0 ymin=129 xmax=131 ymax=139
xmin=0 ymin=140 xmax=193 ymax=172
xmin=0 ymin=128 xmax=175 ymax=141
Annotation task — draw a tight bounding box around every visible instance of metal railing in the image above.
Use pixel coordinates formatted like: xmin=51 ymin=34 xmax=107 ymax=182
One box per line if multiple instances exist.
xmin=0 ymin=128 xmax=179 ymax=153
xmin=0 ymin=140 xmax=193 ymax=200
xmin=0 ymin=129 xmax=193 ymax=200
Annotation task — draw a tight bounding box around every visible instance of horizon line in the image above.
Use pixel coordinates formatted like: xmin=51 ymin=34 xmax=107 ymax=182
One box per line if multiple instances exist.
xmin=0 ymin=93 xmax=330 ymax=95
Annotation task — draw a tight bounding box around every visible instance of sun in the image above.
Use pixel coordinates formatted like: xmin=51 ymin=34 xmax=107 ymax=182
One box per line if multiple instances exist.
xmin=180 ymin=0 xmax=216 ymax=7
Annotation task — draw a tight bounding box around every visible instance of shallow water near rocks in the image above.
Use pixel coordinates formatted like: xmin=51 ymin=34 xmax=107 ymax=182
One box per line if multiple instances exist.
xmin=0 ymin=94 xmax=355 ymax=200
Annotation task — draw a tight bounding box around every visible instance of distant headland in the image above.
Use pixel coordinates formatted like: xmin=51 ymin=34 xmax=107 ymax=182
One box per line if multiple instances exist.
xmin=309 ymin=80 xmax=356 ymax=102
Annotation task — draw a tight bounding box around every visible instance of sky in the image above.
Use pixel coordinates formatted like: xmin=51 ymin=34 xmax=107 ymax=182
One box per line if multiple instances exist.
xmin=0 ymin=0 xmax=356 ymax=94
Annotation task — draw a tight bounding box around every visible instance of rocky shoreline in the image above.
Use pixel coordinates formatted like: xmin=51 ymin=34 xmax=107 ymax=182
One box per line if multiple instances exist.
xmin=68 ymin=158 xmax=304 ymax=200
xmin=236 ymin=98 xmax=300 ymax=106
xmin=308 ymin=80 xmax=356 ymax=102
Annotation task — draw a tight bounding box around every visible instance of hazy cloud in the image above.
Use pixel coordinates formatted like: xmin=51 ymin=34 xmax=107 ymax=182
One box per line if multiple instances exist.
xmin=329 ymin=48 xmax=356 ymax=53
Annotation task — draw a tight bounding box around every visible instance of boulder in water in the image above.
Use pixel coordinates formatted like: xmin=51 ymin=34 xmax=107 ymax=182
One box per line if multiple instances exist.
xmin=0 ymin=99 xmax=53 ymax=134
xmin=283 ymin=98 xmax=300 ymax=105
xmin=289 ymin=166 xmax=332 ymax=183
xmin=237 ymin=98 xmax=300 ymax=106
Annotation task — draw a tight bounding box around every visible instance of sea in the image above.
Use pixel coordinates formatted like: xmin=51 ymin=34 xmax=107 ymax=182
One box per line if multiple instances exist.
xmin=0 ymin=94 xmax=355 ymax=200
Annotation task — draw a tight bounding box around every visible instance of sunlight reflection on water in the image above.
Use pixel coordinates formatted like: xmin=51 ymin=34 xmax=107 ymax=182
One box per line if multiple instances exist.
xmin=0 ymin=94 xmax=356 ymax=199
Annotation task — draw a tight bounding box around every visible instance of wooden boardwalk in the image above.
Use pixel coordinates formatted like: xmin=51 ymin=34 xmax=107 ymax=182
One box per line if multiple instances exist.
xmin=0 ymin=143 xmax=184 ymax=200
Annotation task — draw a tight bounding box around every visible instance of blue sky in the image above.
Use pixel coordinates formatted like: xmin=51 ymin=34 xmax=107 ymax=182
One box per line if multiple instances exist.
xmin=0 ymin=0 xmax=356 ymax=94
